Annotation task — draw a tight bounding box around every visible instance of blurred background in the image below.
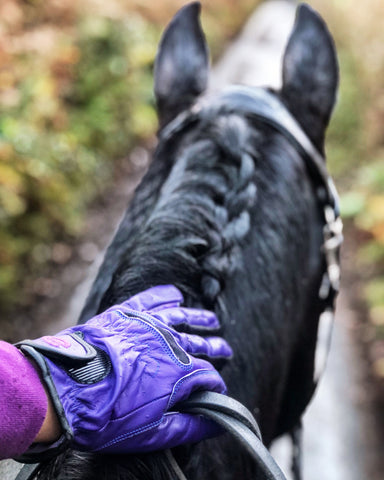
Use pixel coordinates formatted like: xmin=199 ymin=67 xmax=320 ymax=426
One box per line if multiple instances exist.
xmin=0 ymin=0 xmax=383 ymax=472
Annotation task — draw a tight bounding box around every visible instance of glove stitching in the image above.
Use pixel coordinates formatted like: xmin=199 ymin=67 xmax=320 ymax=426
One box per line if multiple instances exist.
xmin=115 ymin=310 xmax=193 ymax=370
xmin=168 ymin=369 xmax=224 ymax=409
xmin=95 ymin=417 xmax=164 ymax=451
xmin=91 ymin=371 xmax=224 ymax=450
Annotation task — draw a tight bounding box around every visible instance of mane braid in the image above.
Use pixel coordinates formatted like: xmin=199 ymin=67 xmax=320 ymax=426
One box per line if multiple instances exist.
xmin=39 ymin=115 xmax=262 ymax=480
xmin=101 ymin=114 xmax=258 ymax=310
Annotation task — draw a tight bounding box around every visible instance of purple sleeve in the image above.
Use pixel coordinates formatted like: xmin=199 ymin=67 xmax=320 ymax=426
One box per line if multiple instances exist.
xmin=0 ymin=341 xmax=47 ymax=459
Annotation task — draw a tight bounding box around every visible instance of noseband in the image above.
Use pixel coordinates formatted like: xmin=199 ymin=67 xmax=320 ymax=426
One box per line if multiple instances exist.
xmin=15 ymin=87 xmax=342 ymax=480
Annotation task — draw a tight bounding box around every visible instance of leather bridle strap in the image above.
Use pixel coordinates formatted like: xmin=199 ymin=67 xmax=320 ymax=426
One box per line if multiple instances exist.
xmin=160 ymin=84 xmax=343 ymax=313
xmin=181 ymin=391 xmax=262 ymax=439
xmin=160 ymin=85 xmax=336 ymax=210
xmin=178 ymin=391 xmax=287 ymax=480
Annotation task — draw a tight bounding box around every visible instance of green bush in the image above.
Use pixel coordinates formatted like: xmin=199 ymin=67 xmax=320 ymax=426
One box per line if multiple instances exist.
xmin=0 ymin=1 xmax=258 ymax=329
xmin=0 ymin=12 xmax=159 ymax=312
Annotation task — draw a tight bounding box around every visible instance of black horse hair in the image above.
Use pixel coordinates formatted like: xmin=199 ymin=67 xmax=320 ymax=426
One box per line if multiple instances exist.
xmin=36 ymin=107 xmax=325 ymax=480
xmin=99 ymin=113 xmax=258 ymax=309
xmin=22 ymin=0 xmax=341 ymax=475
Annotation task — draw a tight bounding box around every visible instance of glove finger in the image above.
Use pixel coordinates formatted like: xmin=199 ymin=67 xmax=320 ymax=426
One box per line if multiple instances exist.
xmin=177 ymin=333 xmax=233 ymax=359
xmin=153 ymin=307 xmax=220 ymax=330
xmin=119 ymin=285 xmax=183 ymax=312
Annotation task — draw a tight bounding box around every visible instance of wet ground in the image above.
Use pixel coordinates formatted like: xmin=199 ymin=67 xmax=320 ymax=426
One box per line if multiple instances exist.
xmin=218 ymin=2 xmax=383 ymax=478
xmin=272 ymin=289 xmax=384 ymax=480
xmin=2 ymin=1 xmax=383 ymax=479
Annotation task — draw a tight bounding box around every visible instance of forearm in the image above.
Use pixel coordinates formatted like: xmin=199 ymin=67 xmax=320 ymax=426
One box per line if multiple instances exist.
xmin=0 ymin=341 xmax=60 ymax=459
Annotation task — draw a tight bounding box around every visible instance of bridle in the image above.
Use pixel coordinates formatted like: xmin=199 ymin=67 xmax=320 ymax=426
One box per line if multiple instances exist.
xmin=160 ymin=85 xmax=343 ymax=384
xmin=15 ymin=86 xmax=342 ymax=480
xmin=161 ymin=84 xmax=342 ymax=302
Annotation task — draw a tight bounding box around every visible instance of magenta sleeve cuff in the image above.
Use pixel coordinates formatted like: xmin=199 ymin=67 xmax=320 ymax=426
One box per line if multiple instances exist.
xmin=0 ymin=341 xmax=47 ymax=460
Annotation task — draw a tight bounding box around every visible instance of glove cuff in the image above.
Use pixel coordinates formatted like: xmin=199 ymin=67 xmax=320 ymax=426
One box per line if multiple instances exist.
xmin=15 ymin=332 xmax=112 ymax=462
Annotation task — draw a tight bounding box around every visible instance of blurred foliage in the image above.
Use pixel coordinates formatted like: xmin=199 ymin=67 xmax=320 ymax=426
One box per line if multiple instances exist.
xmin=310 ymin=0 xmax=384 ymax=379
xmin=0 ymin=0 xmax=257 ymax=331
xmin=1 ymin=0 xmax=384 ymax=379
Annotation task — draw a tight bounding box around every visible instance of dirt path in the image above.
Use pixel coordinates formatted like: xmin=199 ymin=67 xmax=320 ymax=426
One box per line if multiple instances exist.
xmin=221 ymin=2 xmax=382 ymax=478
xmin=272 ymin=287 xmax=383 ymax=480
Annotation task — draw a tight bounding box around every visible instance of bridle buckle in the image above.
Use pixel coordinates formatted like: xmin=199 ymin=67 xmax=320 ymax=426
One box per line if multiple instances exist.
xmin=320 ymin=205 xmax=343 ymax=299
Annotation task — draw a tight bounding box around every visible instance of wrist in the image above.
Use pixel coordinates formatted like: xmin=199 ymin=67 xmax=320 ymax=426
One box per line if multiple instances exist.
xmin=13 ymin=343 xmax=73 ymax=462
xmin=29 ymin=360 xmax=62 ymax=444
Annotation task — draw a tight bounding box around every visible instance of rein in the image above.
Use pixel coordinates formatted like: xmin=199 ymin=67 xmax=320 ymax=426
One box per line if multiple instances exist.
xmin=15 ymin=393 xmax=287 ymax=480
xmin=15 ymin=86 xmax=342 ymax=480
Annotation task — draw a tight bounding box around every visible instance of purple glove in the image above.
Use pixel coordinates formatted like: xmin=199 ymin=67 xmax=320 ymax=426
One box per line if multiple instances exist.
xmin=16 ymin=285 xmax=232 ymax=459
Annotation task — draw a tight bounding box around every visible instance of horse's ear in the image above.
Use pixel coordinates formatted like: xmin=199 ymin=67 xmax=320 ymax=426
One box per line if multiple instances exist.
xmin=154 ymin=2 xmax=209 ymax=129
xmin=281 ymin=3 xmax=338 ymax=151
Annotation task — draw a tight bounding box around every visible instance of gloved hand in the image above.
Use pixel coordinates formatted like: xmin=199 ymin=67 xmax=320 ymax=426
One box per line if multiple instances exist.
xmin=16 ymin=285 xmax=232 ymax=460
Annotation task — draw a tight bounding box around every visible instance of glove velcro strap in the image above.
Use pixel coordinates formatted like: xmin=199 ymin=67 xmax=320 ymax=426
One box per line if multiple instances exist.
xmin=66 ymin=344 xmax=111 ymax=384
xmin=16 ymin=332 xmax=112 ymax=384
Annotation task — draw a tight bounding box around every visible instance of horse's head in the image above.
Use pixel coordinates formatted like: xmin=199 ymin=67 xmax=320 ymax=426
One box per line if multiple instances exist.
xmin=35 ymin=3 xmax=340 ymax=480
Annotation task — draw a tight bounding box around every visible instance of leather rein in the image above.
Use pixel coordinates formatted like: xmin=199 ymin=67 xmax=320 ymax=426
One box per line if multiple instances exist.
xmin=15 ymin=86 xmax=342 ymax=480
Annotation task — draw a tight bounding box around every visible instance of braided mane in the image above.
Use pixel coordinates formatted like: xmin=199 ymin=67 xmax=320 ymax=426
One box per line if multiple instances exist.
xmin=38 ymin=108 xmax=324 ymax=480
xmin=97 ymin=113 xmax=258 ymax=312
xmin=38 ymin=113 xmax=267 ymax=480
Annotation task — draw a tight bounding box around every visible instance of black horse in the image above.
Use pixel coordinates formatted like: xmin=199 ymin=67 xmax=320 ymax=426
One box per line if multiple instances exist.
xmin=36 ymin=2 xmax=339 ymax=479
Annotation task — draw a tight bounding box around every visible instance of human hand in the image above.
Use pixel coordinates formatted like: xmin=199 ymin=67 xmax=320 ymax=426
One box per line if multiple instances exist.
xmin=17 ymin=285 xmax=231 ymax=459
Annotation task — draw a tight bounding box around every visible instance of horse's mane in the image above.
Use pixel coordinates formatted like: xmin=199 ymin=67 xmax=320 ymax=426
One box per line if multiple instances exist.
xmin=37 ymin=113 xmax=261 ymax=480
xmin=36 ymin=450 xmax=175 ymax=480
xmin=95 ymin=112 xmax=258 ymax=311
xmin=37 ymin=110 xmax=323 ymax=480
